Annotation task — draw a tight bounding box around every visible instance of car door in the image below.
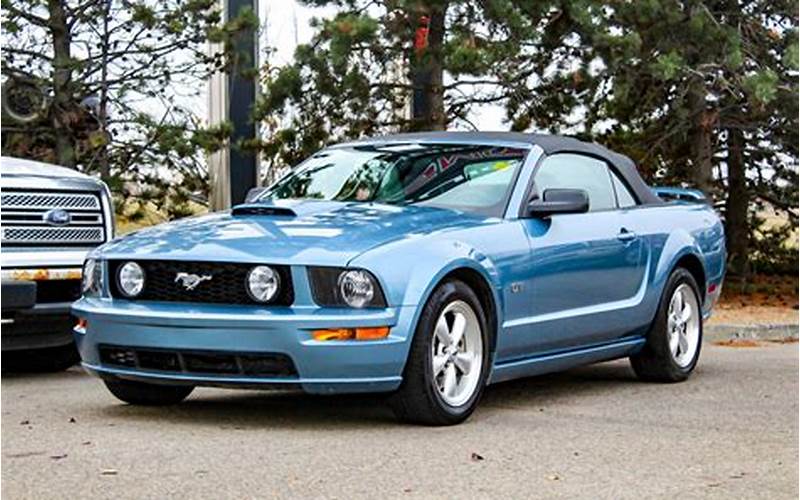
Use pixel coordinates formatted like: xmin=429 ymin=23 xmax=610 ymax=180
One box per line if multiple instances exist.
xmin=509 ymin=153 xmax=648 ymax=356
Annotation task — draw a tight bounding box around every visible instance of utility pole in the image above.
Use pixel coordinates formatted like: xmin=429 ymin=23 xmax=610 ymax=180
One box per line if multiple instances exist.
xmin=208 ymin=0 xmax=259 ymax=210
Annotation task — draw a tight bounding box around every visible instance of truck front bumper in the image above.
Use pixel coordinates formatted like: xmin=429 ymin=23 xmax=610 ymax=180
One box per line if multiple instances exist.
xmin=72 ymin=298 xmax=418 ymax=394
xmin=1 ymin=279 xmax=77 ymax=351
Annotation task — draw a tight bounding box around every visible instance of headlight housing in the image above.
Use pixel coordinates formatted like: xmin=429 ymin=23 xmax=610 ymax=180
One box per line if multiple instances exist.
xmin=81 ymin=258 xmax=103 ymax=296
xmin=246 ymin=265 xmax=280 ymax=303
xmin=308 ymin=267 xmax=386 ymax=308
xmin=117 ymin=261 xmax=145 ymax=298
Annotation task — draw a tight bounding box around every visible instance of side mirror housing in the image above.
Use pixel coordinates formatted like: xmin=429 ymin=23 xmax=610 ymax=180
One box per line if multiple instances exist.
xmin=526 ymin=188 xmax=590 ymax=218
xmin=244 ymin=187 xmax=267 ymax=203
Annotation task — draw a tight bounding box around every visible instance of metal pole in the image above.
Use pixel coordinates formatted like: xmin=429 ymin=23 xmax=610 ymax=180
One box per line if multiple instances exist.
xmin=208 ymin=0 xmax=259 ymax=210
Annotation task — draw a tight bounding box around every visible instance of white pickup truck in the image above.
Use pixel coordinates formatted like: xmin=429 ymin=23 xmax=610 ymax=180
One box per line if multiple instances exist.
xmin=1 ymin=156 xmax=114 ymax=371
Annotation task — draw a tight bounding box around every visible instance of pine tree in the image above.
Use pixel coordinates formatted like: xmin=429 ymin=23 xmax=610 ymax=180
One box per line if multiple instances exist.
xmin=506 ymin=0 xmax=798 ymax=276
xmin=252 ymin=0 xmax=572 ymax=176
xmin=2 ymin=0 xmax=255 ymax=217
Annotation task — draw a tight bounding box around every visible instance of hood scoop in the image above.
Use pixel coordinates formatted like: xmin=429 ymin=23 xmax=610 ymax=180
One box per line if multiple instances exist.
xmin=231 ymin=204 xmax=297 ymax=217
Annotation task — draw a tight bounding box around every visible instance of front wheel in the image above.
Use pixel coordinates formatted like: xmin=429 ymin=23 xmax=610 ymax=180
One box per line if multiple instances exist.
xmin=631 ymin=268 xmax=703 ymax=382
xmin=390 ymin=280 xmax=491 ymax=425
xmin=104 ymin=380 xmax=194 ymax=406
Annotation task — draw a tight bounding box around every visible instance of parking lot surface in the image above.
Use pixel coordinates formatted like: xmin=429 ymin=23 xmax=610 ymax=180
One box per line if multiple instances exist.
xmin=2 ymin=343 xmax=797 ymax=499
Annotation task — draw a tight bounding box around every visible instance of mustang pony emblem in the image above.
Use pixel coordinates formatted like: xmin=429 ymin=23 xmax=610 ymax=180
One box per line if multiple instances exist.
xmin=174 ymin=272 xmax=212 ymax=290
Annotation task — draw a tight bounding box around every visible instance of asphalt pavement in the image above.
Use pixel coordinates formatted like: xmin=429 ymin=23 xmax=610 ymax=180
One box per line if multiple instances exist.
xmin=2 ymin=342 xmax=797 ymax=499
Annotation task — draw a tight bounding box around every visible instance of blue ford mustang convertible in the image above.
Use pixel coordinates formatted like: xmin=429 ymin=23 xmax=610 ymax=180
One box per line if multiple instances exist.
xmin=73 ymin=132 xmax=726 ymax=425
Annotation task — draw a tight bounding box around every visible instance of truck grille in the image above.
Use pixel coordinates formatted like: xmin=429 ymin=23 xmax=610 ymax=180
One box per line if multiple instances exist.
xmin=0 ymin=189 xmax=106 ymax=247
xmin=107 ymin=260 xmax=294 ymax=306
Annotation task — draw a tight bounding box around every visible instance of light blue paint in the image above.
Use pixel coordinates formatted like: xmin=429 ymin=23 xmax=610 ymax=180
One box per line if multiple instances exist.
xmin=73 ymin=136 xmax=726 ymax=395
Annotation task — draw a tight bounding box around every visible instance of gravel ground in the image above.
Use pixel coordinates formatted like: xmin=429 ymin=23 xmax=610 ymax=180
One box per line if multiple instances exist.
xmin=2 ymin=343 xmax=797 ymax=500
xmin=708 ymin=305 xmax=798 ymax=326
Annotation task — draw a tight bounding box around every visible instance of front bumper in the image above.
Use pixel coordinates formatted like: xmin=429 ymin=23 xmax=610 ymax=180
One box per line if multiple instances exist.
xmin=72 ymin=298 xmax=418 ymax=394
xmin=2 ymin=279 xmax=76 ymax=351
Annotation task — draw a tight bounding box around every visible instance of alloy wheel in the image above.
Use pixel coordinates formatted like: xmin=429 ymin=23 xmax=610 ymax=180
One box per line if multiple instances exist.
xmin=667 ymin=284 xmax=700 ymax=368
xmin=431 ymin=300 xmax=483 ymax=407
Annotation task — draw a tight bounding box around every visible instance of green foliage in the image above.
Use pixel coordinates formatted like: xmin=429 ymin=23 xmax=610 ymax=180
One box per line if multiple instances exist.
xmin=743 ymin=69 xmax=779 ymax=104
xmin=1 ymin=0 xmax=247 ymax=219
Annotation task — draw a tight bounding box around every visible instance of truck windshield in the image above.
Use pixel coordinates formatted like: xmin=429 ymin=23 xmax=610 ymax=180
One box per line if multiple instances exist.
xmin=258 ymin=144 xmax=527 ymax=216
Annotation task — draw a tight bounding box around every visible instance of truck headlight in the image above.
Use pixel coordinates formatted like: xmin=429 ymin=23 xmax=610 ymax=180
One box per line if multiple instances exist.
xmin=308 ymin=267 xmax=386 ymax=308
xmin=246 ymin=265 xmax=280 ymax=303
xmin=82 ymin=258 xmax=103 ymax=296
xmin=117 ymin=261 xmax=145 ymax=297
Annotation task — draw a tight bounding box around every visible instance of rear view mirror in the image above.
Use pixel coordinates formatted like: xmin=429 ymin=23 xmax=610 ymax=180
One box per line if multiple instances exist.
xmin=526 ymin=188 xmax=590 ymax=217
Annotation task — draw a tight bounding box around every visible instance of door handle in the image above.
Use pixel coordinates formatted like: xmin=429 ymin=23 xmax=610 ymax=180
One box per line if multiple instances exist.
xmin=617 ymin=228 xmax=637 ymax=242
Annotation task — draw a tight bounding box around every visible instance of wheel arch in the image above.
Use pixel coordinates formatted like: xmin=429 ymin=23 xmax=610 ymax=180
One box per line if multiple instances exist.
xmin=672 ymin=253 xmax=706 ymax=302
xmin=437 ymin=266 xmax=500 ymax=355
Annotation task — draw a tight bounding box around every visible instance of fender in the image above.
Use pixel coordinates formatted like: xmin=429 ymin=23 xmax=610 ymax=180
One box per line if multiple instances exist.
xmin=350 ymin=236 xmax=504 ymax=346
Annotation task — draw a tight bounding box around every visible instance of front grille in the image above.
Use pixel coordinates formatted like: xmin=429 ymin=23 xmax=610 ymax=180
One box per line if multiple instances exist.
xmin=1 ymin=227 xmax=104 ymax=244
xmin=1 ymin=192 xmax=100 ymax=210
xmin=107 ymin=260 xmax=294 ymax=306
xmin=99 ymin=345 xmax=298 ymax=377
xmin=0 ymin=189 xmax=106 ymax=247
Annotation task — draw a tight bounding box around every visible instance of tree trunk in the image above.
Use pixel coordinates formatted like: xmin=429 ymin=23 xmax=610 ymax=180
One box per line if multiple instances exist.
xmin=47 ymin=0 xmax=75 ymax=168
xmin=688 ymin=79 xmax=714 ymax=195
xmin=409 ymin=3 xmax=447 ymax=131
xmin=98 ymin=0 xmax=111 ymax=180
xmin=725 ymin=127 xmax=749 ymax=277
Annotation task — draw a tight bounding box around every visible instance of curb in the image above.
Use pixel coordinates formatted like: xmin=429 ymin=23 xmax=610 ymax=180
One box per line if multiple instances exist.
xmin=705 ymin=323 xmax=798 ymax=342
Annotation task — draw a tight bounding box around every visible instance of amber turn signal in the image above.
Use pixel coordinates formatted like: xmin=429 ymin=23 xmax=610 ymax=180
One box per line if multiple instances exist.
xmin=74 ymin=318 xmax=88 ymax=333
xmin=312 ymin=326 xmax=390 ymax=341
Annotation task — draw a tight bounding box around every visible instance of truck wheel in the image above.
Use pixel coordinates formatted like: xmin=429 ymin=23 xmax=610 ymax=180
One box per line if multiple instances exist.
xmin=390 ymin=279 xmax=490 ymax=425
xmin=104 ymin=380 xmax=194 ymax=406
xmin=1 ymin=344 xmax=79 ymax=373
xmin=631 ymin=268 xmax=703 ymax=382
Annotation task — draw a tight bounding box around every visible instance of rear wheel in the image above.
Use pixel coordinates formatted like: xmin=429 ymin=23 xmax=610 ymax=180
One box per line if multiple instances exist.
xmin=631 ymin=268 xmax=702 ymax=382
xmin=104 ymin=380 xmax=194 ymax=406
xmin=390 ymin=280 xmax=490 ymax=425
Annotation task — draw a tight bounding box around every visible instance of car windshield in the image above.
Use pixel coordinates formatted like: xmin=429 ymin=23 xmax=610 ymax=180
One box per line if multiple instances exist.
xmin=258 ymin=144 xmax=527 ymax=216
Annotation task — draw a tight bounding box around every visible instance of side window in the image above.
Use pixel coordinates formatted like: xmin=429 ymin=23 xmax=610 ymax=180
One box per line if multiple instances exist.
xmin=533 ymin=154 xmax=616 ymax=212
xmin=610 ymin=171 xmax=638 ymax=208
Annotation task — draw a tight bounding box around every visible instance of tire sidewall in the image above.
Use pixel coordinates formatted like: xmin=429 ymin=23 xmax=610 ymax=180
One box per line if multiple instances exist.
xmin=416 ymin=280 xmax=491 ymax=420
xmin=651 ymin=268 xmax=704 ymax=376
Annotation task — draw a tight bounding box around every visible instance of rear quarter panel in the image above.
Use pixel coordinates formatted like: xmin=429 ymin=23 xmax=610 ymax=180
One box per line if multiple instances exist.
xmin=625 ymin=202 xmax=726 ymax=321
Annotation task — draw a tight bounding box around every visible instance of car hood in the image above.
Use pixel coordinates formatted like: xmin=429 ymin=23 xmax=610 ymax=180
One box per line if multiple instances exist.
xmin=97 ymin=200 xmax=493 ymax=266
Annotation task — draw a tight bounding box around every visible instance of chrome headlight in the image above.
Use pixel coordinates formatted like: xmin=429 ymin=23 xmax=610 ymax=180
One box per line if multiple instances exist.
xmin=338 ymin=270 xmax=375 ymax=308
xmin=246 ymin=265 xmax=280 ymax=303
xmin=81 ymin=258 xmax=103 ymax=296
xmin=308 ymin=267 xmax=386 ymax=308
xmin=117 ymin=261 xmax=145 ymax=297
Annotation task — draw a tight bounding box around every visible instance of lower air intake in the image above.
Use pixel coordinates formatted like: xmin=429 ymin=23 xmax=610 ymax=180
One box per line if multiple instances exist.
xmin=99 ymin=346 xmax=297 ymax=377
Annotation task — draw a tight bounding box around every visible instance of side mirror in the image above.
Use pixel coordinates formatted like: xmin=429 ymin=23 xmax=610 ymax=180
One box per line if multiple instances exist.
xmin=526 ymin=188 xmax=590 ymax=217
xmin=244 ymin=187 xmax=267 ymax=203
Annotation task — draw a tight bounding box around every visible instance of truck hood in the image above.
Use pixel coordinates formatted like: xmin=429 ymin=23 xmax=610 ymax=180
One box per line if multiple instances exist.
xmin=97 ymin=200 xmax=492 ymax=266
xmin=1 ymin=156 xmax=96 ymax=180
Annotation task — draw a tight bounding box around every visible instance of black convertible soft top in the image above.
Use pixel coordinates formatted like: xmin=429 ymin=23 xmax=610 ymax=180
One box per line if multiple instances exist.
xmin=340 ymin=131 xmax=662 ymax=205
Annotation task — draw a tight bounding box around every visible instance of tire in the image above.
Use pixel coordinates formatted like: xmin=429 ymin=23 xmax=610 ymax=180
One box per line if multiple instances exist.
xmin=390 ymin=279 xmax=491 ymax=425
xmin=1 ymin=344 xmax=79 ymax=373
xmin=104 ymin=380 xmax=194 ymax=406
xmin=631 ymin=267 xmax=703 ymax=382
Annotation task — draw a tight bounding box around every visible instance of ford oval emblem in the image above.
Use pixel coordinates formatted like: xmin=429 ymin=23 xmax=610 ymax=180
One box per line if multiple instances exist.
xmin=43 ymin=209 xmax=71 ymax=226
